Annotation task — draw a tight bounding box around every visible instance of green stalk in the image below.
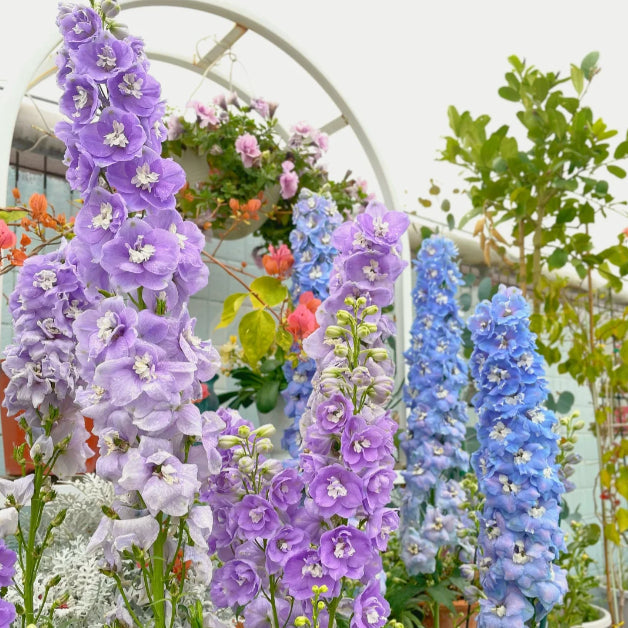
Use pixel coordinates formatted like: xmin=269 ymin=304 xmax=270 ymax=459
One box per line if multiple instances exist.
xmin=431 ymin=600 xmax=440 ymax=628
xmin=327 ymin=596 xmax=341 ymax=628
xmin=151 ymin=515 xmax=168 ymax=628
xmin=268 ymin=577 xmax=280 ymax=628
xmin=23 ymin=464 xmax=45 ymax=626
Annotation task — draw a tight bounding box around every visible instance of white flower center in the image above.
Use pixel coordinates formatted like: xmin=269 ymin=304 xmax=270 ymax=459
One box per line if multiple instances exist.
xmin=96 ymin=44 xmax=117 ymax=70
xmin=73 ymin=85 xmax=88 ymax=115
xmin=249 ymin=508 xmax=263 ymax=524
xmin=493 ymin=605 xmax=506 ymax=618
xmin=362 ymin=259 xmax=383 ymax=282
xmin=529 ymin=505 xmax=546 ymax=518
xmin=353 ymin=438 xmax=371 ymax=453
xmin=97 ymin=310 xmax=118 ymax=343
xmin=119 ymin=73 xmax=143 ymax=99
xmin=514 ymin=448 xmax=532 ymax=464
xmin=490 ymin=421 xmax=511 ymax=441
xmin=169 ymin=223 xmax=188 ymax=249
xmin=92 ymin=202 xmax=113 ymax=230
xmin=158 ymin=463 xmax=178 ymax=485
xmin=309 ymin=265 xmax=323 ymax=280
xmin=366 ymin=608 xmax=381 ymax=624
xmin=104 ymin=120 xmax=129 ymax=148
xmin=326 ymin=477 xmax=347 ymax=499
xmin=33 ymin=269 xmax=57 ymax=290
xmin=334 ymin=540 xmax=354 ymax=558
xmin=373 ymin=215 xmax=389 ymax=237
xmin=302 ymin=563 xmax=323 ymax=578
xmin=133 ymin=353 xmax=155 ymax=381
xmin=131 ymin=163 xmax=160 ymax=191
xmin=128 ymin=236 xmax=156 ymax=264
xmin=104 ymin=431 xmax=120 ymax=454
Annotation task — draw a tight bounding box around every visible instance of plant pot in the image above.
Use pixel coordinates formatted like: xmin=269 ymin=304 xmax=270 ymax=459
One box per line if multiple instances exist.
xmin=570 ymin=604 xmax=612 ymax=628
xmin=0 ymin=367 xmax=98 ymax=476
xmin=173 ymin=150 xmax=280 ymax=240
xmin=421 ymin=600 xmax=478 ymax=628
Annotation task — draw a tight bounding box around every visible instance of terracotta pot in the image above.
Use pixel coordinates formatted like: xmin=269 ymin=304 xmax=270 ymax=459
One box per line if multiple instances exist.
xmin=173 ymin=150 xmax=280 ymax=240
xmin=0 ymin=367 xmax=98 ymax=476
xmin=422 ymin=600 xmax=478 ymax=628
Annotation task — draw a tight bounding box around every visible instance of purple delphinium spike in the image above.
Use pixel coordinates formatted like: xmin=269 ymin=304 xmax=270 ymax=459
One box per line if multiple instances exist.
xmin=53 ymin=2 xmax=221 ymax=623
xmin=205 ymin=202 xmax=408 ymax=625
xmin=469 ymin=285 xmax=567 ymax=627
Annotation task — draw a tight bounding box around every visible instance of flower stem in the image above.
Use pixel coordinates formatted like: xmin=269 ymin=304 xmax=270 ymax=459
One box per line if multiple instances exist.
xmin=151 ymin=514 xmax=168 ymax=628
xmin=23 ymin=464 xmax=44 ymax=626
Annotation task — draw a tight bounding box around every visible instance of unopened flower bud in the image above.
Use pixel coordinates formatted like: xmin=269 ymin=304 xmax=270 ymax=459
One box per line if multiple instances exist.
xmin=368 ymin=348 xmax=389 ymax=362
xmin=317 ymin=601 xmax=325 ymax=610
xmin=294 ymin=618 xmax=309 ymax=627
xmin=573 ymin=420 xmax=585 ymax=431
xmin=47 ymin=574 xmax=62 ymax=587
xmin=260 ymin=459 xmax=282 ymax=475
xmin=238 ymin=456 xmax=255 ymax=473
xmin=344 ymin=296 xmax=356 ymax=307
xmin=109 ymin=22 xmax=129 ymax=39
xmin=253 ymin=424 xmax=276 ymax=438
xmin=237 ymin=425 xmax=251 ymax=438
xmin=218 ymin=435 xmax=241 ymax=449
xmin=101 ymin=0 xmax=121 ymax=17
xmin=356 ymin=297 xmax=367 ymax=307
xmin=325 ymin=325 xmax=346 ymax=339
xmin=334 ymin=343 xmax=349 ymax=357
xmin=362 ymin=304 xmax=379 ymax=316
xmin=336 ymin=309 xmax=352 ymax=324
xmin=257 ymin=438 xmax=273 ymax=453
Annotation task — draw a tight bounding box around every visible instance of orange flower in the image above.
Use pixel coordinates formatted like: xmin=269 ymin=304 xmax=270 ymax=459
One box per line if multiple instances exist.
xmin=29 ymin=193 xmax=48 ymax=220
xmin=171 ymin=548 xmax=192 ymax=582
xmin=11 ymin=188 xmax=20 ymax=202
xmin=262 ymin=244 xmax=294 ymax=279
xmin=8 ymin=249 xmax=26 ymax=266
xmin=286 ymin=302 xmax=319 ymax=341
xmin=298 ymin=291 xmax=322 ymax=314
xmin=20 ymin=233 xmax=31 ymax=247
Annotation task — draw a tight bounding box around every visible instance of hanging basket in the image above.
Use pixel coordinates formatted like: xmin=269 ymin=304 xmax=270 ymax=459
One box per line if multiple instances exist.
xmin=173 ymin=150 xmax=280 ymax=241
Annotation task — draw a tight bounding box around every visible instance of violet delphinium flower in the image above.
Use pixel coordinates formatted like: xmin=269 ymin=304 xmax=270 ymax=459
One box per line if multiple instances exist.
xmin=205 ymin=201 xmax=408 ymax=624
xmin=281 ymin=190 xmax=342 ymax=455
xmin=54 ymin=4 xmax=222 ymax=624
xmin=398 ymin=236 xmax=471 ymax=575
xmin=469 ymin=285 xmax=567 ymax=626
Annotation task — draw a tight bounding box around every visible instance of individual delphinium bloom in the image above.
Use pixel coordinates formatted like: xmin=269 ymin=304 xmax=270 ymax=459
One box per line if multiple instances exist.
xmin=1 ymin=244 xmax=92 ymax=625
xmin=398 ymin=236 xmax=470 ymax=578
xmin=205 ymin=202 xmax=408 ymax=626
xmin=281 ymin=189 xmax=342 ymax=455
xmin=53 ymin=3 xmax=222 ymax=626
xmin=468 ymin=285 xmax=567 ymax=627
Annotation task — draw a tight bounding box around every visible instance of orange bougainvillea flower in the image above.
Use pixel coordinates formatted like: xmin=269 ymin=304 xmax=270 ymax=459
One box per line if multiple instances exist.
xmin=11 ymin=188 xmax=20 ymax=202
xmin=8 ymin=249 xmax=26 ymax=266
xmin=171 ymin=548 xmax=192 ymax=582
xmin=0 ymin=220 xmax=16 ymax=249
xmin=20 ymin=233 xmax=31 ymax=247
xmin=262 ymin=244 xmax=294 ymax=280
xmin=298 ymin=290 xmax=322 ymax=314
xmin=29 ymin=193 xmax=48 ymax=220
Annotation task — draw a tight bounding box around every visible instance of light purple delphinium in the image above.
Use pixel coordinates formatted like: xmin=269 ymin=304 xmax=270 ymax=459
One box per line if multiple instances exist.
xmin=54 ymin=2 xmax=222 ymax=625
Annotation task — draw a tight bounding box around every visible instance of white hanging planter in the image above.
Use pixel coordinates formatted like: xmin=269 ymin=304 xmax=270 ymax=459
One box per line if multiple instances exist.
xmin=173 ymin=150 xmax=280 ymax=240
xmin=570 ymin=605 xmax=612 ymax=628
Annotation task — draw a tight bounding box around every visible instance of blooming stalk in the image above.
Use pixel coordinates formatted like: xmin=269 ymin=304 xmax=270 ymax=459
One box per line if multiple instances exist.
xmin=281 ymin=190 xmax=342 ymax=455
xmin=399 ymin=236 xmax=470 ymax=578
xmin=206 ymin=202 xmax=409 ymax=627
xmin=468 ymin=285 xmax=567 ymax=627
xmin=2 ymin=245 xmax=92 ymax=624
xmin=54 ymin=2 xmax=221 ymax=625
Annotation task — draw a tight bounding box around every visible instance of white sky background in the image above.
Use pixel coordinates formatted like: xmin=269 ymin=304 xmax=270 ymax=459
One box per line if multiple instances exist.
xmin=2 ymin=0 xmax=628 ymax=249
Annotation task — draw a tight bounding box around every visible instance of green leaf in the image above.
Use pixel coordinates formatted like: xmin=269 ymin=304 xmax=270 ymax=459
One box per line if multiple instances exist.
xmin=570 ymin=64 xmax=584 ymax=95
xmin=249 ymin=276 xmax=288 ymax=309
xmin=447 ymin=105 xmax=460 ymax=134
xmin=256 ymin=379 xmax=280 ymax=414
xmin=547 ymin=248 xmax=568 ymax=270
xmin=215 ymin=293 xmax=247 ymax=329
xmin=440 ymin=199 xmax=451 ymax=212
xmin=477 ymin=276 xmax=493 ymax=302
xmin=555 ymin=391 xmax=575 ymax=414
xmin=615 ymin=140 xmax=628 ymax=160
xmin=604 ymin=522 xmax=621 ymax=545
xmin=498 ymin=86 xmax=519 ymax=102
xmin=507 ymin=55 xmax=525 ymax=73
xmin=617 ymin=470 xmax=628 ymax=500
xmin=607 ymin=164 xmax=627 ymax=179
xmin=275 ymin=327 xmax=293 ymax=352
xmin=617 ymin=508 xmax=628 ymax=533
xmin=447 ymin=213 xmax=455 ymax=230
xmin=239 ymin=309 xmax=275 ymax=365
xmin=581 ymin=51 xmax=600 ymax=80
xmin=0 ymin=210 xmax=28 ymax=223
xmin=420 ymin=226 xmax=434 ymax=240
xmin=459 ymin=293 xmax=472 ymax=311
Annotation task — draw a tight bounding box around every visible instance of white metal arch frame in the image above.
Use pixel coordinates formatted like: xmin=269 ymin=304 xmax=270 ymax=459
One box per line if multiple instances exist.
xmin=0 ymin=0 xmax=412 ymax=416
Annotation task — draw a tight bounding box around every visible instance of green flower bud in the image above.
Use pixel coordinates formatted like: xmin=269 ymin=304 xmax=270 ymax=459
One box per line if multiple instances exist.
xmin=237 ymin=425 xmax=251 ymax=438
xmin=325 ymin=325 xmax=346 ymax=338
xmin=218 ymin=435 xmax=242 ymax=449
xmin=336 ymin=309 xmax=353 ymax=324
xmin=253 ymin=424 xmax=276 ymax=438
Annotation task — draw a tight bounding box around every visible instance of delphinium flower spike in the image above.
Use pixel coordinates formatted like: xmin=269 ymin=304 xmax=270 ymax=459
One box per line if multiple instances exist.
xmin=468 ymin=285 xmax=567 ymax=628
xmin=399 ymin=236 xmax=470 ymax=576
xmin=281 ymin=189 xmax=342 ymax=455
xmin=54 ymin=2 xmax=221 ymax=625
